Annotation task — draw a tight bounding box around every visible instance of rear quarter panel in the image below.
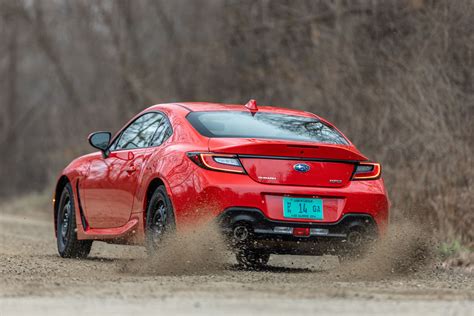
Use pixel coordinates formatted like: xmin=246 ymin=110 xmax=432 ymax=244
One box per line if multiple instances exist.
xmin=132 ymin=107 xmax=210 ymax=227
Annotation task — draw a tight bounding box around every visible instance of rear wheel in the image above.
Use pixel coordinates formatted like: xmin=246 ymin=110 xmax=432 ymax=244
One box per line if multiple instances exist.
xmin=145 ymin=185 xmax=176 ymax=255
xmin=236 ymin=249 xmax=270 ymax=269
xmin=56 ymin=183 xmax=92 ymax=258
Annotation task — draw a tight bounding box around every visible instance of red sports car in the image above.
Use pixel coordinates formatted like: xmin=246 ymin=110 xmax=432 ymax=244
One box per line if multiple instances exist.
xmin=54 ymin=100 xmax=389 ymax=267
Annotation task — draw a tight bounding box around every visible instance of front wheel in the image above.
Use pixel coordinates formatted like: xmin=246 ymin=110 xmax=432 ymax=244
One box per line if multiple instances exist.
xmin=56 ymin=183 xmax=92 ymax=258
xmin=236 ymin=249 xmax=270 ymax=269
xmin=145 ymin=185 xmax=176 ymax=255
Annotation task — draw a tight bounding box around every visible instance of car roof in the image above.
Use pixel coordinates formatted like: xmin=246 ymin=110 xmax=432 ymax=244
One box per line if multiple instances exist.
xmin=148 ymin=102 xmax=320 ymax=119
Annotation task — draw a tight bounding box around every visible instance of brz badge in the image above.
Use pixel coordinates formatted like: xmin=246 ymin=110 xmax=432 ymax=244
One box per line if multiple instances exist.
xmin=258 ymin=176 xmax=277 ymax=180
xmin=294 ymin=163 xmax=310 ymax=173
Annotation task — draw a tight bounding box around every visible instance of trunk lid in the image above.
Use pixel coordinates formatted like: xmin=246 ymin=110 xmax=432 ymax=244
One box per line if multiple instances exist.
xmin=208 ymin=138 xmax=366 ymax=188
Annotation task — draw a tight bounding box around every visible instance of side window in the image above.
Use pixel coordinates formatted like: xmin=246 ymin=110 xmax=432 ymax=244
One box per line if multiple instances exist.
xmin=150 ymin=116 xmax=172 ymax=147
xmin=113 ymin=113 xmax=164 ymax=150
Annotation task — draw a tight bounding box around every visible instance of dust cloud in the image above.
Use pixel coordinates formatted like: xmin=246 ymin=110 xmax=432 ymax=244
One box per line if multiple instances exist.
xmin=120 ymin=223 xmax=230 ymax=276
xmin=120 ymin=219 xmax=436 ymax=279
xmin=336 ymin=221 xmax=436 ymax=280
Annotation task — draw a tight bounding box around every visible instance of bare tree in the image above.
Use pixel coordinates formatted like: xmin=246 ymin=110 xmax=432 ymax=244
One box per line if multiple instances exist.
xmin=0 ymin=0 xmax=472 ymax=242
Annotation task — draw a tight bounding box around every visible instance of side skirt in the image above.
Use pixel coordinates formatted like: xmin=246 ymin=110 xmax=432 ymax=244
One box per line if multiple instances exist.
xmin=77 ymin=217 xmax=140 ymax=244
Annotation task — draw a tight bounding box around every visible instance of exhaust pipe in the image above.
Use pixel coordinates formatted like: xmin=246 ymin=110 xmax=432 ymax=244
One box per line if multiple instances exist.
xmin=346 ymin=230 xmax=363 ymax=246
xmin=233 ymin=225 xmax=250 ymax=241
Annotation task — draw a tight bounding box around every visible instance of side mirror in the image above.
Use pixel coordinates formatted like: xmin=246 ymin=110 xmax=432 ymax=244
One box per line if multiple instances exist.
xmin=88 ymin=131 xmax=111 ymax=154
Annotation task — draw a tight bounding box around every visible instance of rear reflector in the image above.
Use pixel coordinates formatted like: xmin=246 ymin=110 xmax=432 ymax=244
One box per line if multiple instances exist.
xmin=293 ymin=227 xmax=310 ymax=237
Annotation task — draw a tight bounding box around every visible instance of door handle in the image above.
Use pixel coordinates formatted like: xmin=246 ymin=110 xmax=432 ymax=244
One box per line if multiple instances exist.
xmin=126 ymin=165 xmax=137 ymax=173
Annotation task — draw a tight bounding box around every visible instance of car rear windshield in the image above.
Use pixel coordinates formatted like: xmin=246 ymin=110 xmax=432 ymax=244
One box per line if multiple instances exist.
xmin=186 ymin=111 xmax=349 ymax=145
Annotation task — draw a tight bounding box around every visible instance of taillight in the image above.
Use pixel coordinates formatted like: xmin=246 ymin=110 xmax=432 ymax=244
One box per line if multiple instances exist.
xmin=352 ymin=162 xmax=381 ymax=180
xmin=187 ymin=152 xmax=246 ymax=174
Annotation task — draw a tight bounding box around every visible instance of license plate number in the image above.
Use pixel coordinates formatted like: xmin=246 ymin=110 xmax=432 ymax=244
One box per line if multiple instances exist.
xmin=283 ymin=197 xmax=323 ymax=220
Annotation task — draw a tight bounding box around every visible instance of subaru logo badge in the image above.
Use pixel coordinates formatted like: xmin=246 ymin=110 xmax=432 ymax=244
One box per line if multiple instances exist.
xmin=294 ymin=163 xmax=310 ymax=173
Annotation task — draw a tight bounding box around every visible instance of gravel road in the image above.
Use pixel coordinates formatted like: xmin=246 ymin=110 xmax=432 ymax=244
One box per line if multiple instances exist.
xmin=0 ymin=199 xmax=472 ymax=315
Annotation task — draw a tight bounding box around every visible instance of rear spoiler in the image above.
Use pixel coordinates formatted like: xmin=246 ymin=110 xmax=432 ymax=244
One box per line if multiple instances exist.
xmin=208 ymin=138 xmax=367 ymax=161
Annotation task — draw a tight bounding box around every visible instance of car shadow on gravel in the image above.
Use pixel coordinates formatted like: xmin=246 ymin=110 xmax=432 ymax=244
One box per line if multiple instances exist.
xmin=228 ymin=264 xmax=314 ymax=274
xmin=42 ymin=254 xmax=137 ymax=265
xmin=80 ymin=256 xmax=121 ymax=263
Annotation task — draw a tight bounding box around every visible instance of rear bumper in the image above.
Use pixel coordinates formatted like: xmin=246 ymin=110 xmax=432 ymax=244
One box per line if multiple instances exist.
xmin=170 ymin=166 xmax=389 ymax=236
xmin=218 ymin=208 xmax=378 ymax=255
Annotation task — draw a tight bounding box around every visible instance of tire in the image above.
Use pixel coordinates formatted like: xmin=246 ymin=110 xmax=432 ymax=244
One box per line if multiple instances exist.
xmin=145 ymin=185 xmax=176 ymax=255
xmin=56 ymin=183 xmax=92 ymax=258
xmin=236 ymin=249 xmax=270 ymax=269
